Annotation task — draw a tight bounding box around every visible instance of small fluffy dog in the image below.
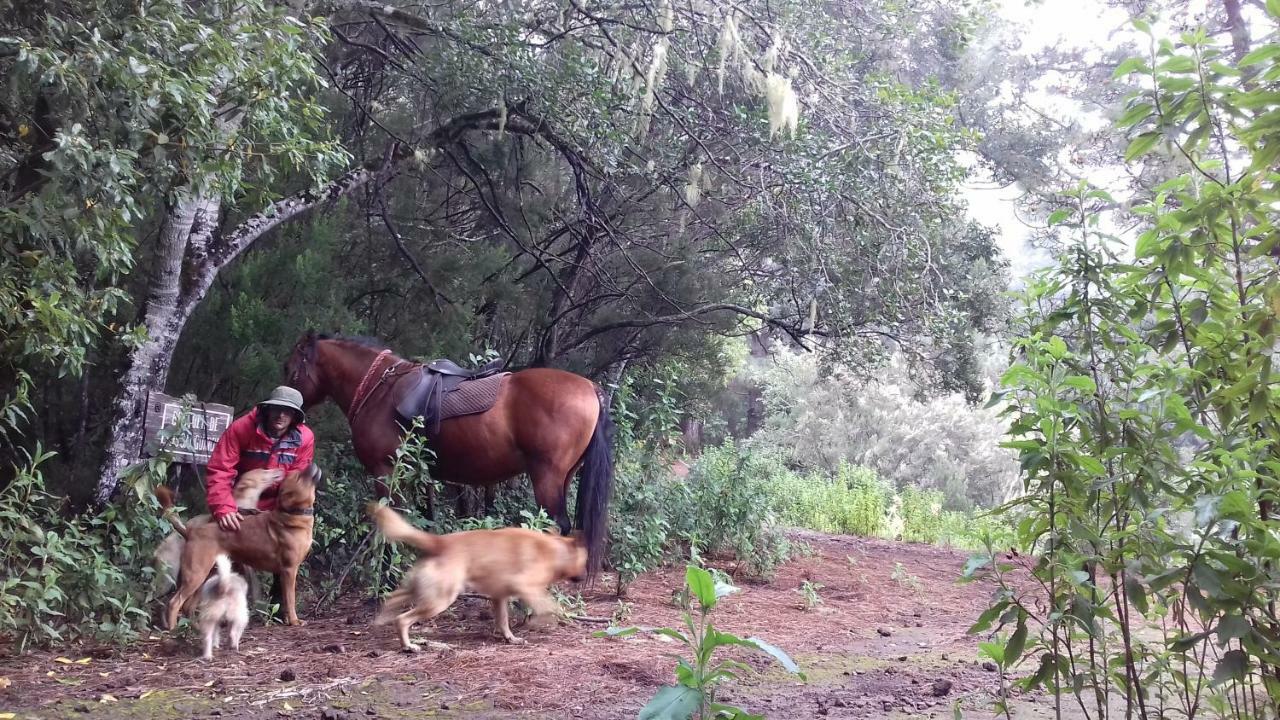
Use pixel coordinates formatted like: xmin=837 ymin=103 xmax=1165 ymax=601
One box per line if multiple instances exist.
xmin=196 ymin=554 xmax=249 ymax=660
xmin=368 ymin=503 xmax=587 ymax=651
xmin=153 ymin=468 xmax=282 ymax=597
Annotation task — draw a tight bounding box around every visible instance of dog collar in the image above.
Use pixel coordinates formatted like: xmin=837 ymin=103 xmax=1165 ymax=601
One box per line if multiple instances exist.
xmin=279 ymin=506 xmax=315 ymax=516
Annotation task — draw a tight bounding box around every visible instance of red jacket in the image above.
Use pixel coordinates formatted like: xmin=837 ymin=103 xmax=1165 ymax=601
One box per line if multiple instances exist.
xmin=205 ymin=407 xmax=315 ymax=519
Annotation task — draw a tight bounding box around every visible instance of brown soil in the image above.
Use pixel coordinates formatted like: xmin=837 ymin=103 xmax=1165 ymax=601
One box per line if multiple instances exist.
xmin=0 ymin=531 xmax=1056 ymax=719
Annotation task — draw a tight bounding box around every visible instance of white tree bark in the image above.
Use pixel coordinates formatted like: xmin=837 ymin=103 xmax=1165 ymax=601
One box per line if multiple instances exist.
xmin=96 ymin=191 xmax=222 ymax=502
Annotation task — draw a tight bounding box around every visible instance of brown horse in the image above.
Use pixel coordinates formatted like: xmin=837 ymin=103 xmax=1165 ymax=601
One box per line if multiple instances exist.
xmin=282 ymin=332 xmax=613 ymax=575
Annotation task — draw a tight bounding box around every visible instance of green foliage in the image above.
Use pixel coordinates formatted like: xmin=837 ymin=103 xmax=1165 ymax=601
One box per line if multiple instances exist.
xmin=796 ymin=580 xmax=824 ymax=611
xmin=768 ymin=463 xmax=890 ymax=537
xmin=0 ymin=448 xmax=171 ymax=650
xmin=0 ymin=0 xmax=345 ymax=445
xmin=750 ymin=350 xmax=1018 ymax=511
xmin=970 ymin=19 xmax=1280 ymax=719
xmin=596 ymin=565 xmax=804 ymax=720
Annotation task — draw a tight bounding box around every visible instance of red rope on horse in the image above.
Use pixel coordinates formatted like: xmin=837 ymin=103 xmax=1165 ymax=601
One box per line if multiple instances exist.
xmin=348 ymin=349 xmax=392 ymax=423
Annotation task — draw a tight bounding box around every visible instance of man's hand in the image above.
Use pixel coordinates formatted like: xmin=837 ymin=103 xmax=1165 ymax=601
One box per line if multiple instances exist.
xmin=217 ymin=511 xmax=243 ymax=532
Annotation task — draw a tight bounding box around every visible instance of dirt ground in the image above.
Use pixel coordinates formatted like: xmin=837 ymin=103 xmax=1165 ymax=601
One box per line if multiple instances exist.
xmin=0 ymin=531 xmax=1061 ymax=719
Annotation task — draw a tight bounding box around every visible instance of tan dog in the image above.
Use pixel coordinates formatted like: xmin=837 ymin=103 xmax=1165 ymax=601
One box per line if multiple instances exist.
xmin=369 ymin=503 xmax=587 ymax=650
xmin=164 ymin=464 xmax=321 ymax=630
xmin=153 ymin=468 xmax=282 ymax=597
xmin=197 ymin=554 xmax=249 ymax=660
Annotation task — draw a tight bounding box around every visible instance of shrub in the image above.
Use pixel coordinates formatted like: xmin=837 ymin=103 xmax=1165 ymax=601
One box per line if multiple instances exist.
xmin=0 ymin=449 xmax=171 ymax=651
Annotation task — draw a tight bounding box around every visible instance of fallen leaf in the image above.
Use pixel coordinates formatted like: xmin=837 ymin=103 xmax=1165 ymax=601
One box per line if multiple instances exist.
xmin=100 ymin=693 xmax=118 ymax=703
xmin=75 ymin=658 xmax=91 ymax=665
xmin=0 ymin=712 xmax=15 ymax=719
xmin=0 ymin=676 xmax=9 ymax=689
xmin=54 ymin=657 xmax=72 ymax=664
xmin=282 ymin=701 xmax=294 ymax=712
xmin=139 ymin=690 xmax=154 ymax=700
xmin=45 ymin=671 xmax=56 ymax=677
xmin=204 ymin=679 xmax=215 ymax=687
xmin=98 ymin=672 xmax=110 ymax=678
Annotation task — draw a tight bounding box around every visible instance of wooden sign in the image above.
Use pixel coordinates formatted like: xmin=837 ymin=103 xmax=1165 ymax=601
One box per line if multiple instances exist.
xmin=140 ymin=391 xmax=234 ymax=464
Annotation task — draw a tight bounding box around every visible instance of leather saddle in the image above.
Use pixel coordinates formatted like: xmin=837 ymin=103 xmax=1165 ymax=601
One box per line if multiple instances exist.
xmin=394 ymin=358 xmax=505 ymax=434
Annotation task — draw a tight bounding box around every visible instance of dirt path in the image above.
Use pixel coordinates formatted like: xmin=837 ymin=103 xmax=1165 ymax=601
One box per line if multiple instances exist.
xmin=0 ymin=531 xmax=1060 ymax=719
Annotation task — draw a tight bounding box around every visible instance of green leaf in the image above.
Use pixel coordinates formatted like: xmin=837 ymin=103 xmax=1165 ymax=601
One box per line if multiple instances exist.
xmin=1239 ymin=45 xmax=1280 ymax=68
xmin=1211 ymin=650 xmax=1249 ymax=687
xmin=1116 ymin=102 xmax=1154 ymax=128
xmin=1062 ymin=375 xmax=1097 ymax=394
xmin=978 ymin=640 xmax=1005 ymax=666
xmin=1005 ymin=615 xmax=1028 ymax=666
xmin=1160 ymin=55 xmax=1197 ymax=73
xmin=1268 ymin=0 xmax=1280 ymax=19
xmin=686 ymin=565 xmax=716 ymax=612
xmin=1217 ymin=615 xmax=1251 ymax=647
xmin=595 ymin=626 xmax=640 ymax=638
xmin=1124 ymin=573 xmax=1149 ymax=616
xmin=738 ymin=636 xmax=804 ymax=677
xmin=1045 ymin=336 xmax=1069 ymax=359
xmin=1125 ymin=132 xmax=1162 ymax=162
xmin=708 ymin=703 xmax=764 ymax=720
xmin=639 ymin=685 xmax=702 ymax=720
xmin=1193 ymin=562 xmax=1224 ymax=598
xmin=1170 ymin=630 xmax=1211 ymax=652
xmin=1047 ymin=209 xmax=1072 ymax=226
xmin=1113 ymin=57 xmax=1148 ymax=78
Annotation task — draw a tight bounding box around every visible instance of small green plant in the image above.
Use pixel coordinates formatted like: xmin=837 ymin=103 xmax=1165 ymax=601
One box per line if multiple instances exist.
xmin=518 ymin=508 xmax=557 ymax=532
xmin=551 ymin=586 xmax=586 ymax=616
xmin=891 ymin=562 xmax=922 ymax=592
xmin=612 ymin=599 xmax=632 ymax=625
xmin=597 ymin=565 xmax=805 ymax=719
xmin=796 ymin=580 xmax=824 ymax=611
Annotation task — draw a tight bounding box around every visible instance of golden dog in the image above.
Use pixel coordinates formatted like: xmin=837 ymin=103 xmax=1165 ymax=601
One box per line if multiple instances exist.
xmin=153 ymin=468 xmax=281 ymax=597
xmin=369 ymin=503 xmax=587 ymax=650
xmin=164 ymin=464 xmax=321 ymax=630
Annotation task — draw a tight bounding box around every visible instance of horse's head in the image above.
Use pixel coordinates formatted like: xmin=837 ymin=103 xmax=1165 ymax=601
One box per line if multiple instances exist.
xmin=283 ymin=330 xmax=325 ymax=408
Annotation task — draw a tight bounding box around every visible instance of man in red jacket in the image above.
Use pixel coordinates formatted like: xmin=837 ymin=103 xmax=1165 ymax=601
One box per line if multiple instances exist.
xmin=206 ymin=386 xmax=315 ymax=532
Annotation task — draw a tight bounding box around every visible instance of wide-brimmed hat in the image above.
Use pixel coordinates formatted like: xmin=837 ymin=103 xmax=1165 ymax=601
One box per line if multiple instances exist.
xmin=259 ymin=386 xmax=306 ymax=423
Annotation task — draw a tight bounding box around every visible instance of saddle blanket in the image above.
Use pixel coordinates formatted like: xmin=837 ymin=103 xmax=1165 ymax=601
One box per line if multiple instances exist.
xmin=439 ymin=373 xmax=509 ymax=420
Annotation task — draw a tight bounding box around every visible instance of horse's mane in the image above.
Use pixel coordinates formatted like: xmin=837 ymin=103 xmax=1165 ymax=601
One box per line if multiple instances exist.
xmin=314 ymin=333 xmax=390 ymax=350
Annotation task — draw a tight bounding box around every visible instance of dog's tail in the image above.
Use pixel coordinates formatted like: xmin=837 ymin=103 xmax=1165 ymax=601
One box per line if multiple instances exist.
xmin=210 ymin=554 xmax=240 ymax=599
xmin=367 ymin=502 xmax=443 ymax=555
xmin=373 ymin=587 xmax=414 ymax=625
xmin=155 ymin=486 xmax=190 ymax=538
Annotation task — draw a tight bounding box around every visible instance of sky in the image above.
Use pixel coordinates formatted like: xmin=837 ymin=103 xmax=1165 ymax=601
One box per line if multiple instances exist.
xmin=960 ymin=0 xmax=1138 ymax=281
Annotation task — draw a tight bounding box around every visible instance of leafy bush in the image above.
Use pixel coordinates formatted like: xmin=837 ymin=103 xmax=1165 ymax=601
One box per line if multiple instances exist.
xmin=676 ymin=442 xmax=792 ymax=578
xmin=0 ymin=449 xmax=171 ymax=651
xmin=768 ymin=463 xmax=890 ymax=536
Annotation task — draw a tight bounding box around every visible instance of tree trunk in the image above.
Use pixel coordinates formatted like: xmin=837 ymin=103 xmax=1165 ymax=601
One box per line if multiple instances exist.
xmin=95 ymin=192 xmax=221 ymax=503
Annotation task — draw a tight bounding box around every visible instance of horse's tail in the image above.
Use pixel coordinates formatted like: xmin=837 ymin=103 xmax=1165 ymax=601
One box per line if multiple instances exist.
xmin=577 ymin=388 xmax=615 ymax=580
xmin=367 ymin=502 xmax=443 ymax=555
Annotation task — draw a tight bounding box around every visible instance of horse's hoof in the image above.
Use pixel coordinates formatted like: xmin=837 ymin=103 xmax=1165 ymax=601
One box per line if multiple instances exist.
xmin=401 ymin=643 xmax=421 ymax=654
